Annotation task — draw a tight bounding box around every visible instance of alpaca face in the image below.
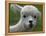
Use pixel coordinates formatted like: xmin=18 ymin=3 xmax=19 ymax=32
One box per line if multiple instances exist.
xmin=21 ymin=5 xmax=41 ymax=29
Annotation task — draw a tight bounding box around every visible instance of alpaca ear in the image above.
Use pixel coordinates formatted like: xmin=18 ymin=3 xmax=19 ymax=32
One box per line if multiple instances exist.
xmin=10 ymin=4 xmax=23 ymax=13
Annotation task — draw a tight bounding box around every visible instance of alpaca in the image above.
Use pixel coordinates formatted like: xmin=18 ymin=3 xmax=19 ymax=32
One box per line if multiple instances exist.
xmin=10 ymin=4 xmax=41 ymax=32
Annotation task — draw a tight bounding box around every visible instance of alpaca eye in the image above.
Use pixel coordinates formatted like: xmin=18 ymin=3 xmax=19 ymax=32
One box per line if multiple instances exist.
xmin=34 ymin=16 xmax=36 ymax=18
xmin=23 ymin=15 xmax=26 ymax=18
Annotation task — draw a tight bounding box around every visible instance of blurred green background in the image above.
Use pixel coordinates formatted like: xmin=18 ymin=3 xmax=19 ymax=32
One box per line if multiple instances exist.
xmin=9 ymin=2 xmax=43 ymax=32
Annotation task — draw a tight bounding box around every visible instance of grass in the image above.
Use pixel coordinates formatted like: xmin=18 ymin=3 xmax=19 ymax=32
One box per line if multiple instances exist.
xmin=9 ymin=3 xmax=43 ymax=31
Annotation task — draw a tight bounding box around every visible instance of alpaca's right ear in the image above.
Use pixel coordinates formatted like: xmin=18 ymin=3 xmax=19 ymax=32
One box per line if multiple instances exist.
xmin=10 ymin=4 xmax=23 ymax=13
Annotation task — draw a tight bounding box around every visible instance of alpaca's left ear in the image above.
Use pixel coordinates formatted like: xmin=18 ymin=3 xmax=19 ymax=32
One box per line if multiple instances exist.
xmin=10 ymin=4 xmax=23 ymax=13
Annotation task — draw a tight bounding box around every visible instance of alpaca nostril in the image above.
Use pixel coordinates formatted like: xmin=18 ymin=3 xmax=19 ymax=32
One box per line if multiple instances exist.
xmin=29 ymin=21 xmax=32 ymax=23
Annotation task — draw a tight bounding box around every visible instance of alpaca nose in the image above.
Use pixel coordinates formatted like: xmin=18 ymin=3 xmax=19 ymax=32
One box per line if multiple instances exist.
xmin=29 ymin=21 xmax=32 ymax=23
xmin=29 ymin=21 xmax=33 ymax=28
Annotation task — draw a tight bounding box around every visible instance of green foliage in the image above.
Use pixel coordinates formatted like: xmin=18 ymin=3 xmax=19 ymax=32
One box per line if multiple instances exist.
xmin=9 ymin=5 xmax=20 ymax=26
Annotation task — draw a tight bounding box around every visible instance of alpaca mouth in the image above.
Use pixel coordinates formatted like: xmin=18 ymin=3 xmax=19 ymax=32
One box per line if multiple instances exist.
xmin=29 ymin=23 xmax=33 ymax=28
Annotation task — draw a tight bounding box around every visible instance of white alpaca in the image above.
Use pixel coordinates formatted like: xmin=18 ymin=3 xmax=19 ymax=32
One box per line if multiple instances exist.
xmin=10 ymin=4 xmax=41 ymax=32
